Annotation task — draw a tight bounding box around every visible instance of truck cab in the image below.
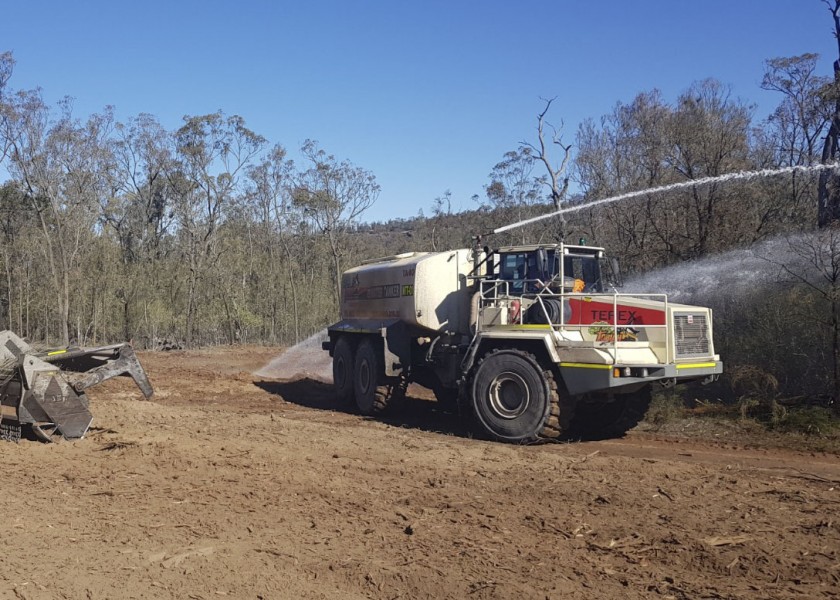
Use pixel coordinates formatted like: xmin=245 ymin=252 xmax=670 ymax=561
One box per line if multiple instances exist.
xmin=495 ymin=243 xmax=608 ymax=295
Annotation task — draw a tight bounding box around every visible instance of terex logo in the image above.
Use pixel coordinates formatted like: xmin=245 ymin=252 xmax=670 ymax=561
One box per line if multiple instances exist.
xmin=591 ymin=310 xmax=637 ymax=323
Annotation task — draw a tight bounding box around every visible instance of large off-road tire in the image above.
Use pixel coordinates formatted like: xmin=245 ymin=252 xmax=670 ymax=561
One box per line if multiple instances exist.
xmin=571 ymin=386 xmax=652 ymax=440
xmin=332 ymin=336 xmax=355 ymax=403
xmin=353 ymin=338 xmax=405 ymax=415
xmin=469 ymin=349 xmax=562 ymax=443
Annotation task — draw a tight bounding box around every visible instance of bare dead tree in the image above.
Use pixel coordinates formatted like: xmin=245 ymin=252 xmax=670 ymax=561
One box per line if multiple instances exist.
xmin=521 ymin=97 xmax=572 ymax=237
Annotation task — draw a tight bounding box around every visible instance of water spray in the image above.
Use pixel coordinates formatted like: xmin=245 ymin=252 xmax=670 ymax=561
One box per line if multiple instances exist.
xmin=493 ymin=163 xmax=840 ymax=234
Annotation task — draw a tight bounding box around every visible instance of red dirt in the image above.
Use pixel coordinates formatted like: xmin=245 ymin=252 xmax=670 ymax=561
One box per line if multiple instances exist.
xmin=1 ymin=346 xmax=838 ymax=599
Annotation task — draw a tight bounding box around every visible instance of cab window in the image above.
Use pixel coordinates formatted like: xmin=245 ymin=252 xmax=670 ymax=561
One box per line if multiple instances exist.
xmin=563 ymin=255 xmax=603 ymax=292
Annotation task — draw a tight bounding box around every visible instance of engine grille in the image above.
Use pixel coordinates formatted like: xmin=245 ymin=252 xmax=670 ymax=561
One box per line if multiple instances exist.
xmin=673 ymin=313 xmax=710 ymax=358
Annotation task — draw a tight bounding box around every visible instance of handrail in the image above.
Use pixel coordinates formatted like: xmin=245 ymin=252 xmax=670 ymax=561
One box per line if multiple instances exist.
xmin=476 ymin=278 xmax=671 ymax=365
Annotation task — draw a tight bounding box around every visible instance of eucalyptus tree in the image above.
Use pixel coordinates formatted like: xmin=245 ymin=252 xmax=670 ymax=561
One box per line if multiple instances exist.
xmin=575 ymin=81 xmax=755 ymax=268
xmin=245 ymin=144 xmax=304 ymax=343
xmin=293 ymin=139 xmax=379 ymax=304
xmin=100 ymin=113 xmax=177 ymax=341
xmin=0 ymin=51 xmax=14 ymax=163
xmin=484 ymin=147 xmax=544 ymax=244
xmin=575 ymin=89 xmax=675 ymax=269
xmin=106 ymin=113 xmax=176 ymax=262
xmin=762 ymin=53 xmax=831 ymax=167
xmin=758 ymin=53 xmax=830 ymax=230
xmin=0 ymin=182 xmax=30 ymax=331
xmin=666 ymin=79 xmax=754 ymax=256
xmin=172 ymin=112 xmax=265 ymax=346
xmin=1 ymin=88 xmax=113 ymax=344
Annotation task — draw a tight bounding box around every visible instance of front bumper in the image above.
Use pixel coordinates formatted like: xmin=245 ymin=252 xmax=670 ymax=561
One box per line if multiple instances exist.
xmin=559 ymin=360 xmax=723 ymax=395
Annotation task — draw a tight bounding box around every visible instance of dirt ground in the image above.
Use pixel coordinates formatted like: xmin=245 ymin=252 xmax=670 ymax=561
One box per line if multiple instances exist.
xmin=1 ymin=346 xmax=839 ymax=600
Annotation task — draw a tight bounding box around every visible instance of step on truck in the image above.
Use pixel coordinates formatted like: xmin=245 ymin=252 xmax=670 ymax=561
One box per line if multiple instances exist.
xmin=322 ymin=241 xmax=722 ymax=443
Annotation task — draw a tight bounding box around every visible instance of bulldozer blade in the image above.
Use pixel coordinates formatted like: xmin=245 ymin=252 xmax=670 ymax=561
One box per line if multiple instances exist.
xmin=40 ymin=342 xmax=154 ymax=400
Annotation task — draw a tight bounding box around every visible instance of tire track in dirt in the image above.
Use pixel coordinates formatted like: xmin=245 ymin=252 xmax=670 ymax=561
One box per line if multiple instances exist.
xmin=7 ymin=346 xmax=831 ymax=600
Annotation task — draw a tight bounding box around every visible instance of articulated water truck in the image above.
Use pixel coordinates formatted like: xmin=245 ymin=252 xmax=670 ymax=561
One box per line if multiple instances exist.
xmin=322 ymin=241 xmax=722 ymax=443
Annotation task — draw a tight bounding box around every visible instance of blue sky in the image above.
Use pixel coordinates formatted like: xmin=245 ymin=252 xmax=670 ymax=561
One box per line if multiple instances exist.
xmin=0 ymin=1 xmax=835 ymax=222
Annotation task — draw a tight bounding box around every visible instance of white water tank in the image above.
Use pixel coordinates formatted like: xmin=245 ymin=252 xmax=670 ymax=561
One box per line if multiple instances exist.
xmin=340 ymin=249 xmax=474 ymax=334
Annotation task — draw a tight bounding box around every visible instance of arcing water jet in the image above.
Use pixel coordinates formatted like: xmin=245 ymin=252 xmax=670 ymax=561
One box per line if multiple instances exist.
xmin=494 ymin=163 xmax=840 ymax=234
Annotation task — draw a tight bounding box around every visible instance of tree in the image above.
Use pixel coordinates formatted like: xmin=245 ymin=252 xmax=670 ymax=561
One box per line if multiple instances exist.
xmin=521 ymin=98 xmax=572 ymax=238
xmin=760 ymin=53 xmax=830 ymax=231
xmin=246 ymin=145 xmax=303 ymax=343
xmin=484 ymin=148 xmax=544 ymax=243
xmin=0 ymin=182 xmax=30 ymax=331
xmin=172 ymin=112 xmax=265 ymax=346
xmin=293 ymin=140 xmax=379 ymax=304
xmin=0 ymin=51 xmax=14 ymax=164
xmin=1 ymin=91 xmax=113 ymax=344
xmin=762 ymin=53 xmax=831 ymax=167
xmin=818 ymin=0 xmax=840 ymax=226
xmin=766 ymin=226 xmax=840 ymax=409
xmin=575 ymin=90 xmax=672 ymax=268
xmin=101 ymin=113 xmax=177 ymax=341
xmin=574 ymin=80 xmax=755 ymax=268
xmin=106 ymin=113 xmax=176 ymax=262
xmin=667 ymin=79 xmax=753 ymax=256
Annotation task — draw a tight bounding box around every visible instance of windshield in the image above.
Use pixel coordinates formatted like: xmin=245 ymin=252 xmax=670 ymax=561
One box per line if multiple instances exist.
xmin=497 ymin=250 xmax=603 ymax=294
xmin=563 ymin=254 xmax=604 ymax=293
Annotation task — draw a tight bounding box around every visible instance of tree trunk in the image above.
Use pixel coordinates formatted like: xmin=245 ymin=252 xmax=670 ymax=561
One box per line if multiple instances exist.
xmin=186 ymin=272 xmax=197 ymax=348
xmin=60 ymin=267 xmax=70 ymax=345
xmin=818 ymin=102 xmax=840 ymax=227
xmin=288 ymin=263 xmax=300 ymax=343
xmin=222 ymin=289 xmax=235 ymax=345
xmin=2 ymin=250 xmax=11 ymax=330
xmin=819 ymin=4 xmax=840 ymax=226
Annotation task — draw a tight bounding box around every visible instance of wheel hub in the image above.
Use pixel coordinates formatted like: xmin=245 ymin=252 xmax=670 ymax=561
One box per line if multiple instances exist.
xmin=359 ymin=359 xmax=371 ymax=393
xmin=488 ymin=372 xmax=530 ymax=419
xmin=335 ymin=356 xmax=347 ymax=386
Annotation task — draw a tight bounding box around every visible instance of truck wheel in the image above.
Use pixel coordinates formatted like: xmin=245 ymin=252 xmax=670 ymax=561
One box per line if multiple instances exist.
xmin=332 ymin=336 xmax=355 ymax=403
xmin=353 ymin=339 xmax=404 ymax=415
xmin=469 ymin=349 xmax=561 ymax=443
xmin=571 ymin=387 xmax=652 ymax=440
